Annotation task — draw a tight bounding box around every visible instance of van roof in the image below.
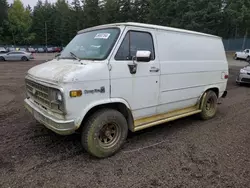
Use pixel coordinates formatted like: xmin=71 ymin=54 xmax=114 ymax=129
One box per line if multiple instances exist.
xmin=78 ymin=22 xmax=220 ymax=39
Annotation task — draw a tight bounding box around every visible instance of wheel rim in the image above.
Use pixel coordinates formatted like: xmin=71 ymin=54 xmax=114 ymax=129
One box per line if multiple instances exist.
xmin=98 ymin=122 xmax=121 ymax=148
xmin=22 ymin=57 xmax=27 ymax=61
xmin=205 ymin=97 xmax=216 ymax=116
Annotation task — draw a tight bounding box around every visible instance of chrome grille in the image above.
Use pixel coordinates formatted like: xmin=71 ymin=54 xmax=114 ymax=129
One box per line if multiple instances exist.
xmin=25 ymin=79 xmax=63 ymax=114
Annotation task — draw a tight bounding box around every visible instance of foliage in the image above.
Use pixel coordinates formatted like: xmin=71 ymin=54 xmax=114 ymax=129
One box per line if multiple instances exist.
xmin=0 ymin=0 xmax=9 ymax=43
xmin=1 ymin=0 xmax=250 ymax=45
xmin=8 ymin=0 xmax=34 ymax=44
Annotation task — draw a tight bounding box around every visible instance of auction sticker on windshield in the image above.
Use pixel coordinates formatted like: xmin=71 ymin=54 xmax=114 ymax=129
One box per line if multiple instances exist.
xmin=94 ymin=33 xmax=110 ymax=39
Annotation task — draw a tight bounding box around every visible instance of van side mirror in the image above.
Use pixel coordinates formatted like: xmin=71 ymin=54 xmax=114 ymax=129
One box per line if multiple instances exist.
xmin=136 ymin=50 xmax=151 ymax=62
xmin=127 ymin=50 xmax=151 ymax=75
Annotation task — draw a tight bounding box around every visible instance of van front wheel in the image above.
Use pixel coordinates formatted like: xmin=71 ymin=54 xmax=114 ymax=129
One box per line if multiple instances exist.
xmin=81 ymin=109 xmax=128 ymax=158
xmin=200 ymin=91 xmax=218 ymax=120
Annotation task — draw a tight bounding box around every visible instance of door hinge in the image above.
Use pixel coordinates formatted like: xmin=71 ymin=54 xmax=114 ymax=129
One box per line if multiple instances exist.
xmin=108 ymin=64 xmax=112 ymax=71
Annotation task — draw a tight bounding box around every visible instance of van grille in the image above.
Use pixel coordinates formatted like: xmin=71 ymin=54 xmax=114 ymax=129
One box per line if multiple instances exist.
xmin=25 ymin=79 xmax=63 ymax=114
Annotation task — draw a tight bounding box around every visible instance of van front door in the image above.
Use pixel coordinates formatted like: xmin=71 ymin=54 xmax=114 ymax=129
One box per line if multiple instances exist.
xmin=109 ymin=28 xmax=160 ymax=120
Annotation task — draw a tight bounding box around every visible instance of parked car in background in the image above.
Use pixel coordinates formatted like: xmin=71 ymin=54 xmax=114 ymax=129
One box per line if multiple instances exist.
xmin=234 ymin=49 xmax=250 ymax=61
xmin=46 ymin=47 xmax=54 ymax=53
xmin=0 ymin=51 xmax=34 ymax=61
xmin=19 ymin=48 xmax=27 ymax=52
xmin=53 ymin=47 xmax=62 ymax=53
xmin=236 ymin=65 xmax=250 ymax=85
xmin=0 ymin=47 xmax=8 ymax=53
xmin=7 ymin=47 xmax=15 ymax=52
xmin=28 ymin=47 xmax=36 ymax=53
xmin=37 ymin=48 xmax=45 ymax=53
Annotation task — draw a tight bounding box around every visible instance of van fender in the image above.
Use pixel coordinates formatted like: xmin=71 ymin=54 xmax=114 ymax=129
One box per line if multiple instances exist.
xmin=75 ymin=98 xmax=131 ymax=128
xmin=198 ymin=85 xmax=220 ymax=109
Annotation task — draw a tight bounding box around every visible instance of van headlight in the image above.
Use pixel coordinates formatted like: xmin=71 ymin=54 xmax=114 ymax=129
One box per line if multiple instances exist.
xmin=56 ymin=91 xmax=63 ymax=102
xmin=240 ymin=69 xmax=247 ymax=74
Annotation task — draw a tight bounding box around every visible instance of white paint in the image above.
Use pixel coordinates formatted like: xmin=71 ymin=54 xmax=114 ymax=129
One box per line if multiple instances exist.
xmin=24 ymin=22 xmax=228 ymax=133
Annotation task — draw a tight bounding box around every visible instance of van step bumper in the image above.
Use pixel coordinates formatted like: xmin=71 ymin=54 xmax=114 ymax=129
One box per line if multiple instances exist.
xmin=24 ymin=99 xmax=77 ymax=135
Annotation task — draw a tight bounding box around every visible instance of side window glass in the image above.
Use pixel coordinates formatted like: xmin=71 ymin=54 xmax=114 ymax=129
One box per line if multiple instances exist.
xmin=115 ymin=31 xmax=155 ymax=61
xmin=115 ymin=33 xmax=129 ymax=60
xmin=246 ymin=50 xmax=249 ymax=53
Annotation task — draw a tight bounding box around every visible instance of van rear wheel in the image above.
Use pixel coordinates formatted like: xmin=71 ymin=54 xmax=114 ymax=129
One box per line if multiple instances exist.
xmin=199 ymin=90 xmax=218 ymax=120
xmin=81 ymin=109 xmax=128 ymax=158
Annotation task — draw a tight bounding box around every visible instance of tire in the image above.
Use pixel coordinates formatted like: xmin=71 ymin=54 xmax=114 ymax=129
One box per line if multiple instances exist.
xmin=236 ymin=81 xmax=242 ymax=86
xmin=199 ymin=90 xmax=218 ymax=120
xmin=0 ymin=56 xmax=5 ymax=61
xmin=21 ymin=56 xmax=28 ymax=61
xmin=81 ymin=109 xmax=128 ymax=158
xmin=246 ymin=56 xmax=250 ymax=62
xmin=234 ymin=54 xmax=238 ymax=60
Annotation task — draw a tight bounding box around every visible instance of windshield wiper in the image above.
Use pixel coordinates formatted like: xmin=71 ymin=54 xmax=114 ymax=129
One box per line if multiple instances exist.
xmin=70 ymin=52 xmax=81 ymax=61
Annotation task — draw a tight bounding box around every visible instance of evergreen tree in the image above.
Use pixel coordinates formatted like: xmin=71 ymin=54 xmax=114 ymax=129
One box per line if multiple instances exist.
xmin=8 ymin=0 xmax=34 ymax=44
xmin=0 ymin=0 xmax=9 ymax=44
xmin=102 ymin=0 xmax=120 ymax=24
xmin=82 ymin=0 xmax=100 ymax=28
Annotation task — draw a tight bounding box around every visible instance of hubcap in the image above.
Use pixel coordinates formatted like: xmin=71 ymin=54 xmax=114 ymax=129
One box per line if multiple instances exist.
xmin=99 ymin=123 xmax=119 ymax=148
xmin=205 ymin=97 xmax=216 ymax=115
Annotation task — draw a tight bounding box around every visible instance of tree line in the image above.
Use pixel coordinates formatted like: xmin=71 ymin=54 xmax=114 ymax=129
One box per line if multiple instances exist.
xmin=0 ymin=0 xmax=249 ymax=46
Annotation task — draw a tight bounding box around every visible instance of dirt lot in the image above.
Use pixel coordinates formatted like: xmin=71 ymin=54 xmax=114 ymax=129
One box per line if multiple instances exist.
xmin=0 ymin=59 xmax=250 ymax=188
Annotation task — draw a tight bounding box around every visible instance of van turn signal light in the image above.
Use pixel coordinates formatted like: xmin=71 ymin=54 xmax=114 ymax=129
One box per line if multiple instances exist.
xmin=70 ymin=90 xmax=82 ymax=97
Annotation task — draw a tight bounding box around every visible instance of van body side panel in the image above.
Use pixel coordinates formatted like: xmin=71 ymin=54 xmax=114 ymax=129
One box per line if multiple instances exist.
xmin=156 ymin=30 xmax=228 ymax=114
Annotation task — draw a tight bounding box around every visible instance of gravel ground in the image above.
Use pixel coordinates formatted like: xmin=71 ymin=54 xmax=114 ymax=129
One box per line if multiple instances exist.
xmin=0 ymin=59 xmax=250 ymax=188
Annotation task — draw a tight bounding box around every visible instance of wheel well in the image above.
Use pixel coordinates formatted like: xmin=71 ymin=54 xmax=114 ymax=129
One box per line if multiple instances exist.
xmin=208 ymin=87 xmax=219 ymax=97
xmin=199 ymin=87 xmax=219 ymax=109
xmin=80 ymin=103 xmax=134 ymax=132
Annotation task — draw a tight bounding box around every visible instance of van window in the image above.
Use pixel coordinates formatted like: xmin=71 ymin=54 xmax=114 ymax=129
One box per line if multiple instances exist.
xmin=115 ymin=31 xmax=155 ymax=61
xmin=60 ymin=28 xmax=120 ymax=60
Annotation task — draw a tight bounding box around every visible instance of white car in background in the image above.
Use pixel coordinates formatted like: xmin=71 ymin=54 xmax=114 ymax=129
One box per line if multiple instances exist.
xmin=234 ymin=49 xmax=250 ymax=61
xmin=0 ymin=51 xmax=34 ymax=61
xmin=0 ymin=47 xmax=7 ymax=53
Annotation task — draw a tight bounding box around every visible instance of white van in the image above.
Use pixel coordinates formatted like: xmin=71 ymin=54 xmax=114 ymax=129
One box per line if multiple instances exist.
xmin=24 ymin=22 xmax=228 ymax=158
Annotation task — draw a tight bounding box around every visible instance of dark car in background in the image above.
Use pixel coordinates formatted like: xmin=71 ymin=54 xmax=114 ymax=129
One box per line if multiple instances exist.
xmin=53 ymin=47 xmax=62 ymax=53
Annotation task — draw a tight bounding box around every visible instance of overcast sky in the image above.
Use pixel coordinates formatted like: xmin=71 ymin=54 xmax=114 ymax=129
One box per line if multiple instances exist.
xmin=8 ymin=0 xmax=73 ymax=7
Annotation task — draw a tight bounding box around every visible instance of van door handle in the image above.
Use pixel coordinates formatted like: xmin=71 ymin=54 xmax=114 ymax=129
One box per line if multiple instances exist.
xmin=150 ymin=67 xmax=160 ymax=72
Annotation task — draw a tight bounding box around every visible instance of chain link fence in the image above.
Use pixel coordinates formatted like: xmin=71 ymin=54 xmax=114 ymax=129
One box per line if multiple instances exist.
xmin=223 ymin=38 xmax=250 ymax=52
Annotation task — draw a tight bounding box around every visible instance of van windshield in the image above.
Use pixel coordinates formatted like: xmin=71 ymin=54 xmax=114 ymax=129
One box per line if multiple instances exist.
xmin=60 ymin=28 xmax=120 ymax=61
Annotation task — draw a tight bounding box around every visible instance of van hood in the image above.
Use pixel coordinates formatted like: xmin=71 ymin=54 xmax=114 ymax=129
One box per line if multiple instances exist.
xmin=27 ymin=59 xmax=108 ymax=83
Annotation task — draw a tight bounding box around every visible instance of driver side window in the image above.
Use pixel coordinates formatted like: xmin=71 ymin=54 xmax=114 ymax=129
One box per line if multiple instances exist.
xmin=115 ymin=31 xmax=155 ymax=61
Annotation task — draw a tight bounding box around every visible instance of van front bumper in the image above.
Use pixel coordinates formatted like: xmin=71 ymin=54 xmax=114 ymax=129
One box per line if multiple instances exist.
xmin=24 ymin=99 xmax=77 ymax=135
